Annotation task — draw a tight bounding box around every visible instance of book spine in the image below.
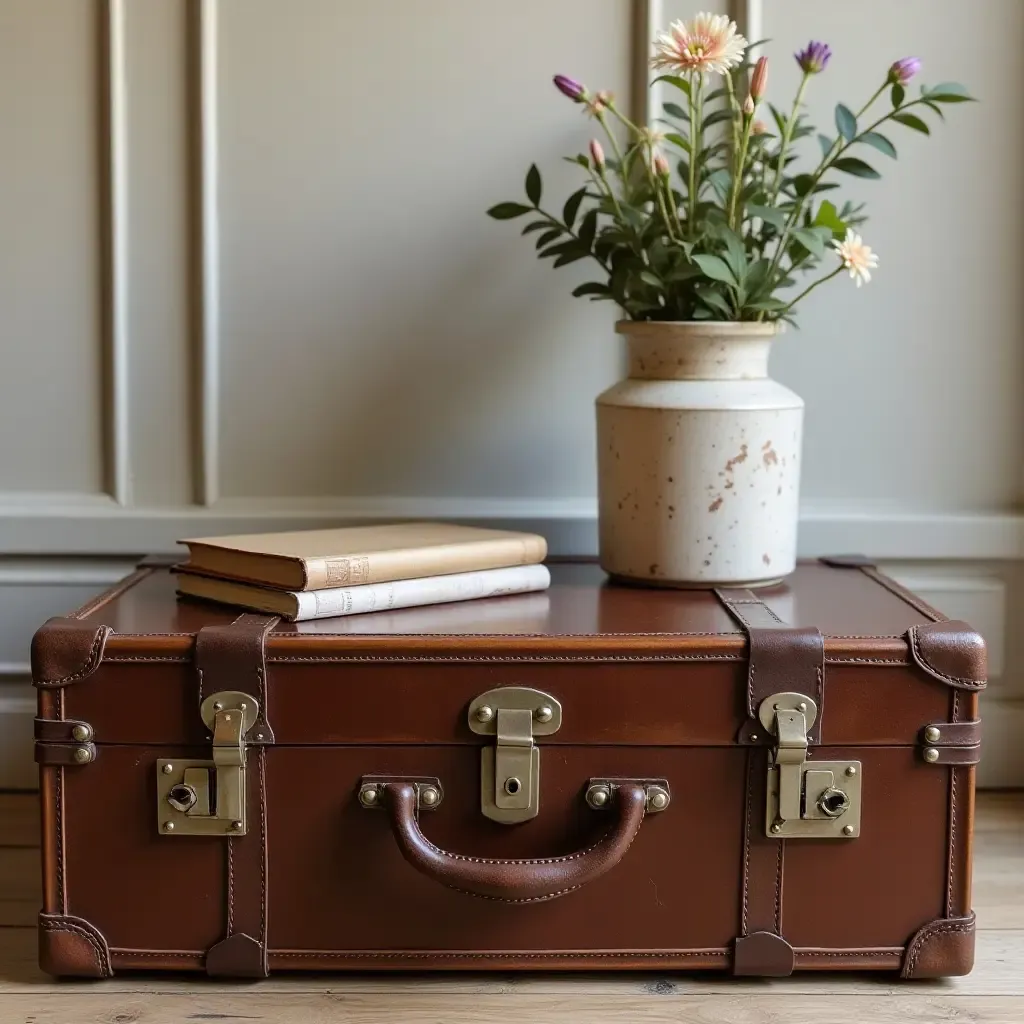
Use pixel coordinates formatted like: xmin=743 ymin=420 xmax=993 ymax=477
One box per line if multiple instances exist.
xmin=291 ymin=565 xmax=551 ymax=621
xmin=303 ymin=535 xmax=547 ymax=591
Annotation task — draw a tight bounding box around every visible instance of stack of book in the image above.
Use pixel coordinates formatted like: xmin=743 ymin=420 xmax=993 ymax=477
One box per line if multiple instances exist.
xmin=174 ymin=522 xmax=550 ymax=621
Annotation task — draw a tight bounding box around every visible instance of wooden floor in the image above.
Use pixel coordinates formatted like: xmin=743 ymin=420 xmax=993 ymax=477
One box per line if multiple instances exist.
xmin=0 ymin=793 xmax=1020 ymax=1023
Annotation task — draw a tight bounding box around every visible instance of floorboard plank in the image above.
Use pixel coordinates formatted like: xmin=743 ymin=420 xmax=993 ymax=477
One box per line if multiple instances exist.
xmin=0 ymin=794 xmax=39 ymax=848
xmin=3 ymin=991 xmax=1024 ymax=1024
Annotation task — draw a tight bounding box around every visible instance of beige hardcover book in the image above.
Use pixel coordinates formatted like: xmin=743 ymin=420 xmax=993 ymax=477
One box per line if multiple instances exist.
xmin=176 ymin=565 xmax=552 ymax=621
xmin=178 ymin=522 xmax=548 ymax=591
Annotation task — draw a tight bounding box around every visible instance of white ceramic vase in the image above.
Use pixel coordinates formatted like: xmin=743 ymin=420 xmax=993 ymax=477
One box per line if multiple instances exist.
xmin=596 ymin=321 xmax=803 ymax=588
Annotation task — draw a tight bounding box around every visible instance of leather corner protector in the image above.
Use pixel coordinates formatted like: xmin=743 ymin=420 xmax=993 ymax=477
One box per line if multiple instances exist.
xmin=205 ymin=933 xmax=268 ymax=978
xmin=38 ymin=913 xmax=113 ymax=978
xmin=907 ymin=621 xmax=987 ymax=691
xmin=901 ymin=912 xmax=976 ymax=979
xmin=818 ymin=554 xmax=876 ymax=568
xmin=733 ymin=931 xmax=795 ymax=977
xmin=31 ymin=618 xmax=111 ymax=689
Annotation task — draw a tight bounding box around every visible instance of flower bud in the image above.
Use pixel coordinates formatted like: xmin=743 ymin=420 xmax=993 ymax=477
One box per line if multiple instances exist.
xmin=553 ymin=75 xmax=586 ymax=102
xmin=794 ymin=40 xmax=831 ymax=75
xmin=596 ymin=90 xmax=614 ymax=106
xmin=888 ymin=57 xmax=922 ymax=85
xmin=743 ymin=94 xmax=755 ymax=115
xmin=750 ymin=56 xmax=768 ymax=101
xmin=752 ymin=119 xmax=769 ymax=135
xmin=590 ymin=139 xmax=606 ymax=169
xmin=653 ymin=151 xmax=670 ymax=177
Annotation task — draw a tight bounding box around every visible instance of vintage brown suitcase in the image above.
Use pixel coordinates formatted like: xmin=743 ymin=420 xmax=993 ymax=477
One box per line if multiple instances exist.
xmin=31 ymin=557 xmax=984 ymax=979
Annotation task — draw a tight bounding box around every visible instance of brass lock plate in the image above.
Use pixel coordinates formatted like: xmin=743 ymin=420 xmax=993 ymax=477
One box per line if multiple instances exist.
xmin=766 ymin=759 xmax=862 ymax=838
xmin=468 ymin=687 xmax=561 ymax=824
xmin=156 ymin=691 xmax=258 ymax=837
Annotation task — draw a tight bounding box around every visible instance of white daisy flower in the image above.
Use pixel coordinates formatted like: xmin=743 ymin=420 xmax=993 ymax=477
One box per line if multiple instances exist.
xmin=651 ymin=14 xmax=748 ymax=77
xmin=832 ymin=230 xmax=878 ymax=288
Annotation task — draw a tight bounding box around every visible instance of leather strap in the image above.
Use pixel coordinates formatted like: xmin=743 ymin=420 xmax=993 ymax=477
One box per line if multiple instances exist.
xmin=733 ymin=748 xmax=793 ymax=976
xmin=713 ymin=588 xmax=825 ymax=744
xmin=195 ymin=616 xmax=276 ymax=978
xmin=380 ymin=782 xmax=647 ymax=903
xmin=196 ymin=614 xmax=279 ymax=744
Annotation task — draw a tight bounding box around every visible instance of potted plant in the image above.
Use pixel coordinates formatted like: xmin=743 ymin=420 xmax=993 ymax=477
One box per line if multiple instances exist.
xmin=488 ymin=14 xmax=972 ymax=587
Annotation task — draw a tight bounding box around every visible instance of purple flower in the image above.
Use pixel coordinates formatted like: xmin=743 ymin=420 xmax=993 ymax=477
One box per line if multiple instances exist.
xmin=794 ymin=41 xmax=832 ymax=75
xmin=888 ymin=57 xmax=922 ymax=85
xmin=553 ymin=75 xmax=586 ymax=102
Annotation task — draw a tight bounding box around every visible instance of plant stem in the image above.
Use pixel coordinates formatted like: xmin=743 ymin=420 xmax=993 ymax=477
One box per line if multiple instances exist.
xmin=593 ymin=167 xmax=626 ymax=223
xmin=728 ymin=112 xmax=754 ymax=230
xmin=778 ymin=264 xmax=843 ymax=314
xmin=765 ymin=81 xmax=892 ymax=285
xmin=654 ymin=179 xmax=680 ymax=243
xmin=687 ymin=73 xmax=704 ymax=236
xmin=724 ymin=71 xmax=741 ymax=160
xmin=596 ymin=110 xmax=628 ymax=185
xmin=770 ymin=72 xmax=810 ymax=202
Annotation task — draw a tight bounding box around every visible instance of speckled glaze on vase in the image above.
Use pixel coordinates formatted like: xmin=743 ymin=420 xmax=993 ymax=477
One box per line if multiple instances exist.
xmin=596 ymin=321 xmax=802 ymax=588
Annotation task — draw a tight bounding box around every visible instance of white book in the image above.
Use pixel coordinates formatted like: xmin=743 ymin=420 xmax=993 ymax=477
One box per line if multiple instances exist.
xmin=177 ymin=564 xmax=551 ymax=622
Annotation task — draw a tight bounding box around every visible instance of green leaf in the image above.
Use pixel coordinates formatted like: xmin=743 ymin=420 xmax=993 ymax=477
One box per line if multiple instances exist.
xmin=812 ymin=199 xmax=846 ymax=238
xmin=834 ymin=104 xmax=857 ymax=142
xmin=891 ymin=83 xmax=905 ymax=108
xmin=697 ymin=288 xmax=734 ymax=318
xmin=924 ymin=82 xmax=974 ymax=102
xmin=702 ymin=108 xmax=734 ymax=130
xmin=790 ymin=227 xmax=829 ymax=258
xmin=706 ymin=168 xmax=732 ymax=204
xmin=720 ymin=228 xmax=748 ymax=283
xmin=922 ymin=100 xmax=946 ymax=120
xmin=572 ymin=282 xmax=611 ymax=298
xmin=745 ymin=297 xmax=788 ymax=312
xmin=859 ymin=131 xmax=897 ymax=159
xmin=639 ymin=271 xmax=663 ymax=289
xmin=653 ymin=74 xmax=691 ymax=97
xmin=562 ymin=188 xmax=587 ymax=231
xmin=692 ymin=254 xmax=737 ymax=286
xmin=578 ymin=209 xmax=599 ymax=249
xmin=487 ymin=202 xmax=532 ymax=220
xmin=535 ymin=228 xmax=562 ymax=249
xmin=539 ymin=241 xmax=579 ymax=259
xmin=818 ymin=134 xmax=834 ymax=158
xmin=663 ymin=101 xmax=688 ymax=120
xmin=832 ymin=156 xmax=881 ymax=179
xmin=525 ymin=165 xmax=542 ymax=206
xmin=769 ymin=103 xmax=788 ymax=136
xmin=893 ymin=112 xmax=930 ymax=134
xmin=554 ymin=250 xmax=587 ymax=268
xmin=520 ymin=220 xmax=549 ymax=235
xmin=664 ymin=133 xmax=691 ymax=154
xmin=747 ymin=204 xmax=787 ymax=229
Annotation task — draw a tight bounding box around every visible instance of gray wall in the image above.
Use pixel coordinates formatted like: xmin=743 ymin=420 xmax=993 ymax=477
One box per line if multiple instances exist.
xmin=0 ymin=0 xmax=1020 ymax=786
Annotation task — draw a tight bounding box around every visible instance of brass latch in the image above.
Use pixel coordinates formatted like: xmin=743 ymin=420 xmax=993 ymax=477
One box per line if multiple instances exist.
xmin=156 ymin=691 xmax=258 ymax=836
xmin=761 ymin=691 xmax=862 ymax=839
xmin=468 ymin=687 xmax=561 ymax=824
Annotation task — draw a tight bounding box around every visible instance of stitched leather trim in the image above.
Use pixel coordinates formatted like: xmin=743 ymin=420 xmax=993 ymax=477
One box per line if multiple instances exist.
xmin=39 ymin=913 xmax=113 ymax=977
xmin=31 ymin=620 xmax=111 ymax=688
xmin=901 ymin=912 xmax=976 ymax=979
xmin=907 ymin=622 xmax=987 ymax=690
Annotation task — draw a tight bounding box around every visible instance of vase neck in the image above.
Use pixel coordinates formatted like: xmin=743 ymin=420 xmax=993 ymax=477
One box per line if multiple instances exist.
xmin=621 ymin=324 xmax=777 ymax=381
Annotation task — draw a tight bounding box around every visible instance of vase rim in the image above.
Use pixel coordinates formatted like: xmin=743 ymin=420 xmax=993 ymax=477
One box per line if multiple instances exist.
xmin=615 ymin=319 xmax=781 ymax=338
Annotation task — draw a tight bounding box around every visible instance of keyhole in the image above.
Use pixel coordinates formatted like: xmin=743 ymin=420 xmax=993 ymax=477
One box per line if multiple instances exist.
xmin=503 ymin=777 xmax=522 ymax=796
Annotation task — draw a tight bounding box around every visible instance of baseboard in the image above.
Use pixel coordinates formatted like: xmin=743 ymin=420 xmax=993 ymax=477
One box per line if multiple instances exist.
xmin=977 ymin=696 xmax=1024 ymax=788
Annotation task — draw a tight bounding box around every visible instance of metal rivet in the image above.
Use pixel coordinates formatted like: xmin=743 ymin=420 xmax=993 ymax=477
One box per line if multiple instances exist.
xmin=72 ymin=747 xmax=91 ymax=764
xmin=162 ymin=763 xmax=174 ymax=774
xmin=770 ymin=823 xmax=782 ymax=834
xmin=647 ymin=789 xmax=669 ymax=811
xmin=843 ymin=825 xmax=855 ymax=836
xmin=358 ymin=786 xmax=378 ymax=807
xmin=924 ymin=747 xmax=940 ymax=763
xmin=749 ymin=734 xmax=759 ymax=742
xmin=213 ymin=701 xmax=223 ymax=711
xmin=845 ymin=766 xmax=858 ymax=777
xmin=535 ymin=706 xmax=553 ymax=723
xmin=256 ymin=733 xmax=265 ymax=740
xmin=924 ymin=726 xmax=941 ymax=743
xmin=798 ymin=702 xmax=808 ymax=712
xmin=71 ymin=724 xmax=91 ymax=742
xmin=231 ymin=820 xmax=243 ymax=831
xmin=163 ymin=822 xmax=175 ymax=832
xmin=587 ymin=786 xmax=610 ymax=809
xmin=239 ymin=703 xmax=247 ymax=711
xmin=475 ymin=705 xmax=494 ymax=724
xmin=773 ymin=703 xmax=780 ymax=710
xmin=224 ymin=714 xmax=232 ymax=722
xmin=420 ymin=787 xmax=439 ymax=807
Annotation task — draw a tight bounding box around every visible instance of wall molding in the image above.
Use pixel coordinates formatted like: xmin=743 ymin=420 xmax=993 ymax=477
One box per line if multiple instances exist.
xmin=188 ymin=0 xmax=221 ymax=507
xmin=0 ymin=498 xmax=1021 ymax=560
xmin=99 ymin=0 xmax=131 ymax=505
xmin=731 ymin=0 xmax=763 ymax=45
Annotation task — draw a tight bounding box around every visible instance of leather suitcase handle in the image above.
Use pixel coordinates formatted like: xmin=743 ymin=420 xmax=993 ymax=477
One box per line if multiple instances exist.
xmin=380 ymin=782 xmax=647 ymax=903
